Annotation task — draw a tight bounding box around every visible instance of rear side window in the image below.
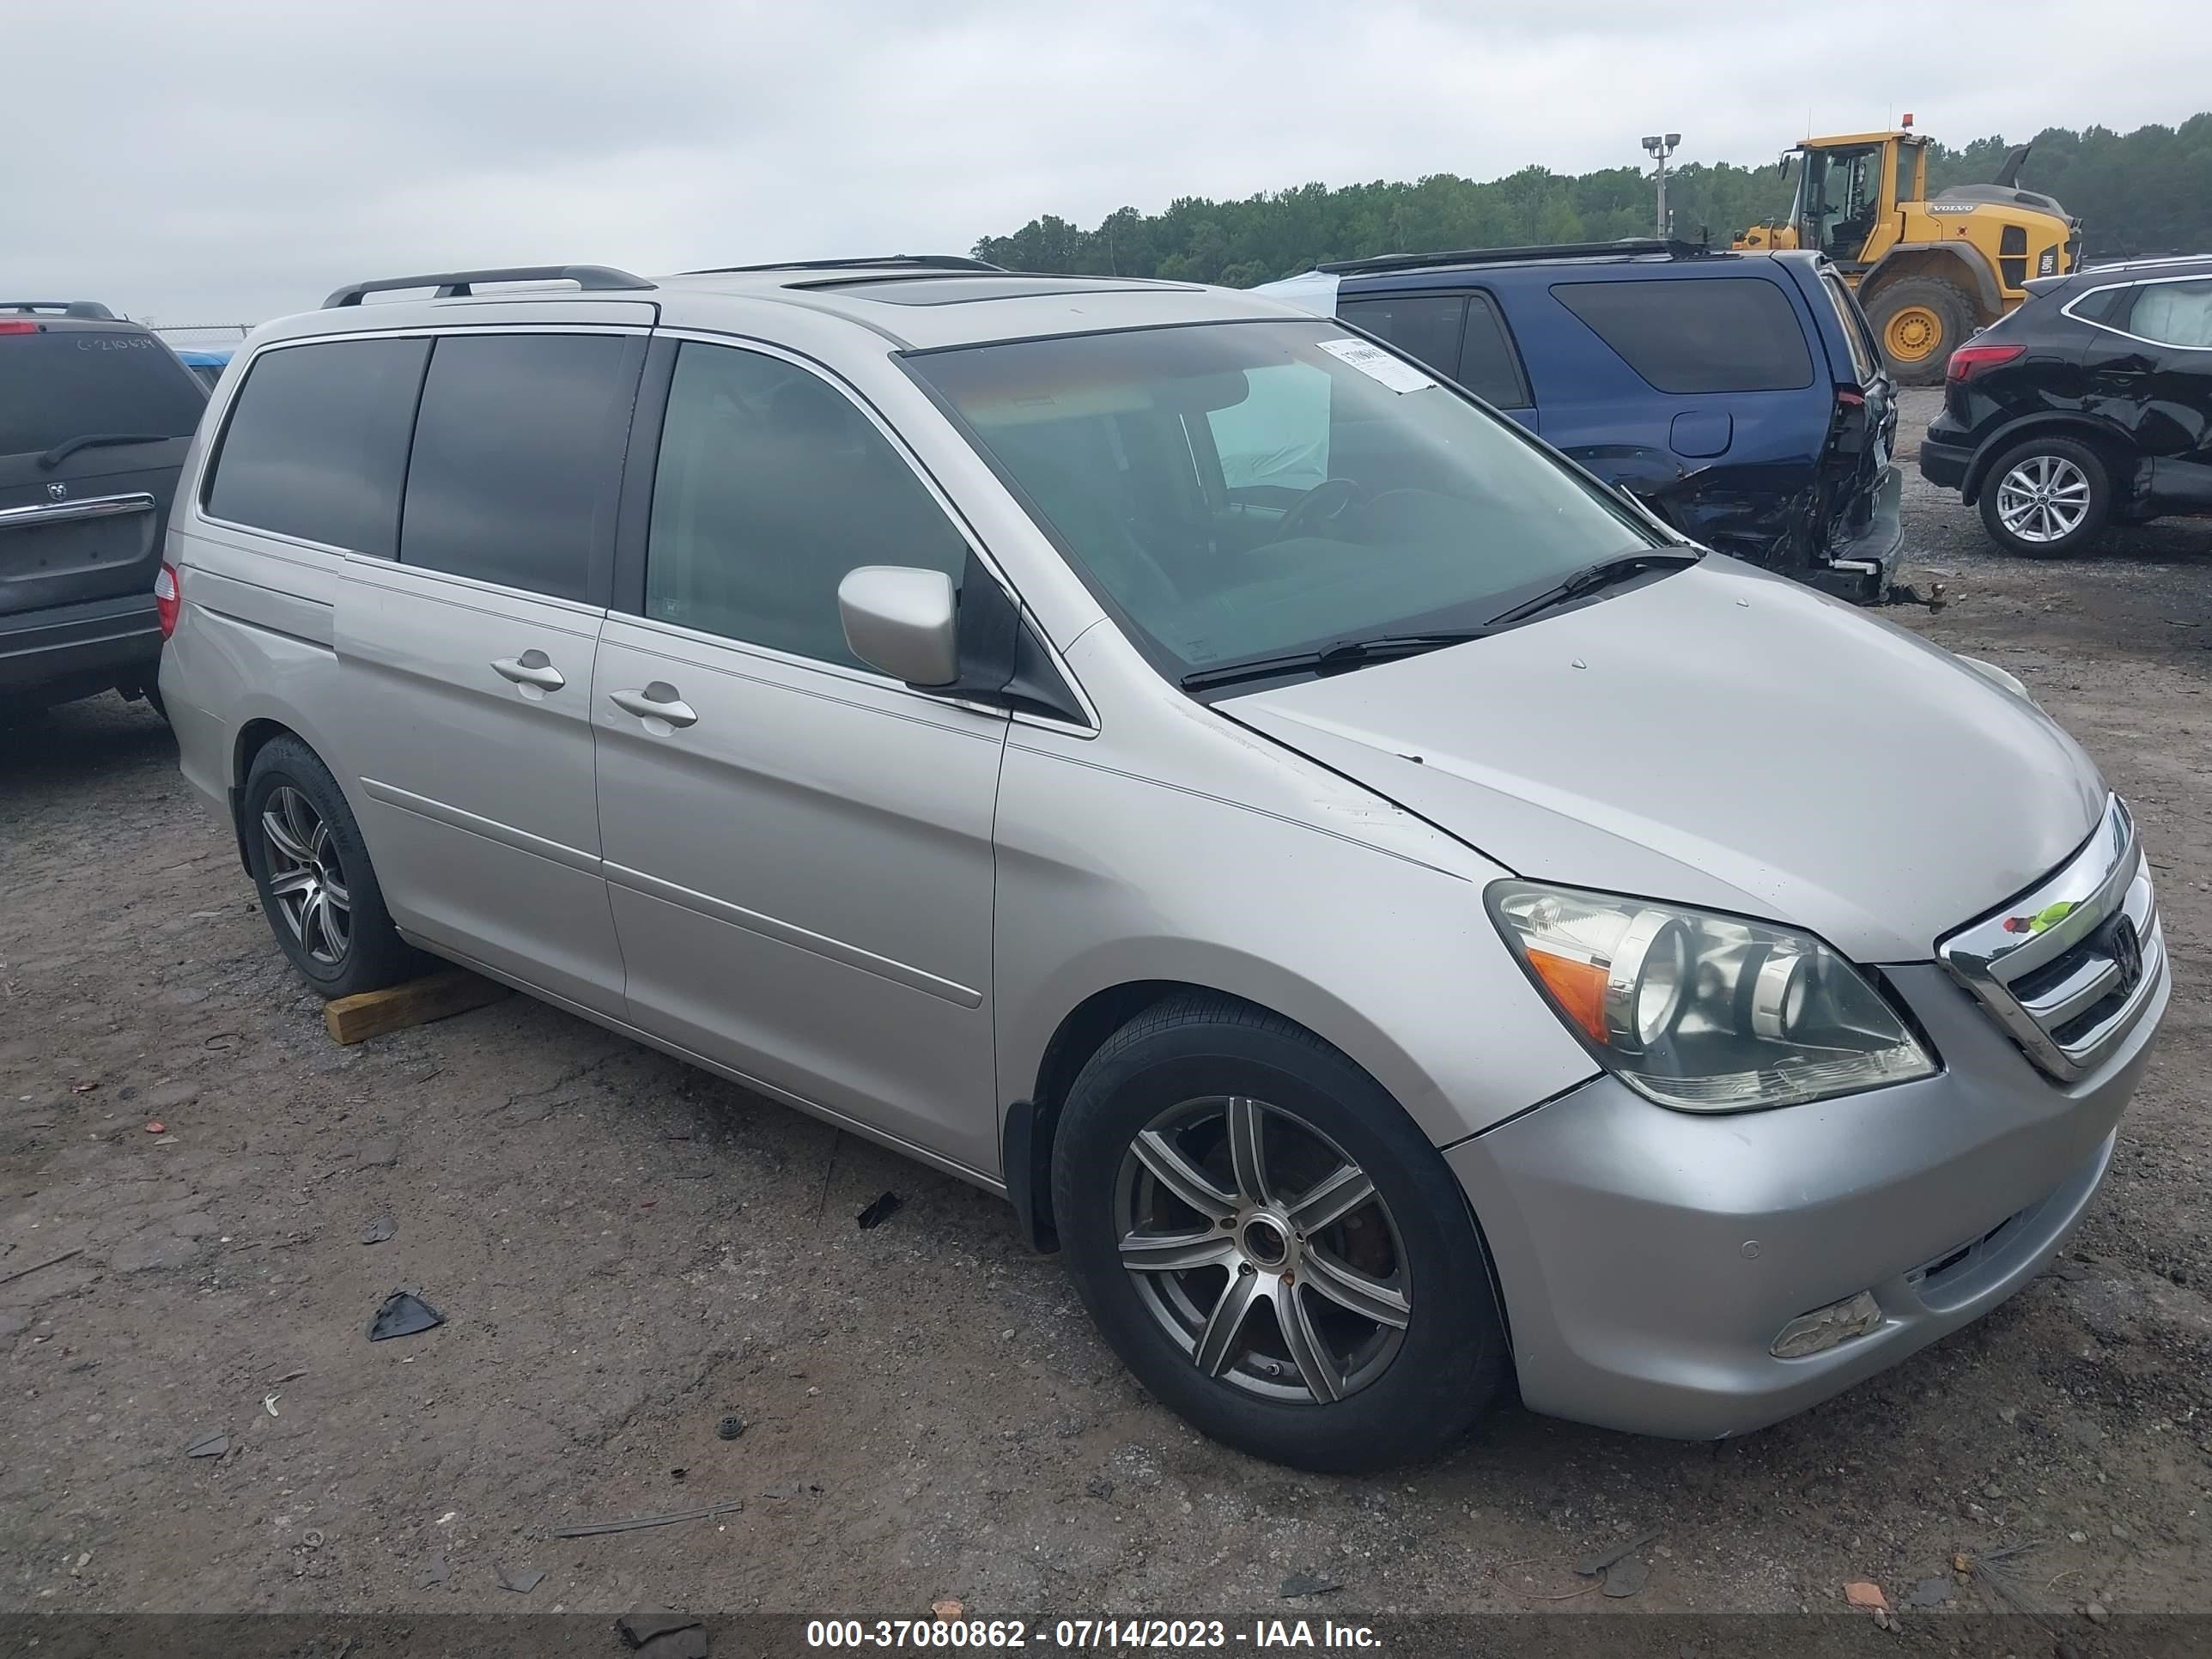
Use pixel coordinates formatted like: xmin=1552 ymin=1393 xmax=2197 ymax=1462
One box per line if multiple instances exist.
xmin=203 ymin=337 xmax=428 ymax=556
xmin=1820 ymin=270 xmax=1881 ymax=384
xmin=1339 ymin=295 xmax=1465 ymax=381
xmin=1552 ymin=277 xmax=1814 ymax=393
xmin=1458 ymin=294 xmax=1531 ymax=408
xmin=1 ymin=329 xmax=206 ymax=458
xmin=2123 ymin=279 xmax=2212 ymax=348
xmin=399 ymin=334 xmax=636 ymax=602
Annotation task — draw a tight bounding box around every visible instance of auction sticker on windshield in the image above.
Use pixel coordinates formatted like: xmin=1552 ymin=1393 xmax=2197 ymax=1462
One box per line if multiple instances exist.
xmin=1316 ymin=337 xmax=1437 ymax=393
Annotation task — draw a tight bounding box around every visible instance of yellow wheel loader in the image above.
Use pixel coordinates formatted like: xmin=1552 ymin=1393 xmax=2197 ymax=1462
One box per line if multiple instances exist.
xmin=1734 ymin=125 xmax=2079 ymax=384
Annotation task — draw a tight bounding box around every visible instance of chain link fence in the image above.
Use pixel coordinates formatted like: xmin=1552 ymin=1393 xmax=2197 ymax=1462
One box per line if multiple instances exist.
xmin=150 ymin=323 xmax=254 ymax=348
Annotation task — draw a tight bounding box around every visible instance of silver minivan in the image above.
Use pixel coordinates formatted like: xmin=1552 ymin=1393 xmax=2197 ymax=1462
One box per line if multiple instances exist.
xmin=159 ymin=258 xmax=2167 ymax=1472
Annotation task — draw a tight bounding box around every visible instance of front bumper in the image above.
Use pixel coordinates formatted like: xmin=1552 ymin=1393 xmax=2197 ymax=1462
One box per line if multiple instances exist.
xmin=1449 ymin=955 xmax=2168 ymax=1440
xmin=0 ymin=592 xmax=162 ymax=699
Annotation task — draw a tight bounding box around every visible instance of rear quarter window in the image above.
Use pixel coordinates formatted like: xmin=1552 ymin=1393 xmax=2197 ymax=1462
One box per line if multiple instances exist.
xmin=1551 ymin=276 xmax=1814 ymax=394
xmin=0 ymin=329 xmax=207 ymax=457
xmin=202 ymin=337 xmax=429 ymax=556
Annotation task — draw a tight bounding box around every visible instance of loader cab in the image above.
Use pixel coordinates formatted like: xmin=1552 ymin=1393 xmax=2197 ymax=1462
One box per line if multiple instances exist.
xmin=1786 ymin=133 xmax=1925 ymax=268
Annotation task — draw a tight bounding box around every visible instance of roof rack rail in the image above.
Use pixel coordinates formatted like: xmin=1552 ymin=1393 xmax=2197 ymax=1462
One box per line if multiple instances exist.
xmin=683 ymin=255 xmax=1006 ymax=276
xmin=2 ymin=300 xmax=118 ymax=319
xmin=1317 ymin=238 xmax=1717 ymax=276
xmin=322 ymin=265 xmax=654 ymax=308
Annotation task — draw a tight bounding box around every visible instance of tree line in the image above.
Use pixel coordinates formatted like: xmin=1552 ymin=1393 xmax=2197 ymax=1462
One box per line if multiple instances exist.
xmin=972 ymin=116 xmax=2212 ymax=284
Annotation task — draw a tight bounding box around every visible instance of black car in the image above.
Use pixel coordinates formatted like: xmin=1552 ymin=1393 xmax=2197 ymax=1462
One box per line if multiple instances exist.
xmin=1920 ymin=255 xmax=2212 ymax=556
xmin=2 ymin=301 xmax=209 ymax=714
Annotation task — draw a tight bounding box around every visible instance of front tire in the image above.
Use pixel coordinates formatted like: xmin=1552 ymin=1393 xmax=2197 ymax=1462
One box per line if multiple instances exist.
xmin=1978 ymin=435 xmax=2111 ymax=557
xmin=242 ymin=736 xmax=425 ymax=999
xmin=1051 ymin=994 xmax=1506 ymax=1472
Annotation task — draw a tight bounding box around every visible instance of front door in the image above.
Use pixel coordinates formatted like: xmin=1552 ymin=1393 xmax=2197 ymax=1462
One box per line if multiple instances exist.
xmin=333 ymin=324 xmax=648 ymax=1016
xmin=593 ymin=337 xmax=1006 ymax=1174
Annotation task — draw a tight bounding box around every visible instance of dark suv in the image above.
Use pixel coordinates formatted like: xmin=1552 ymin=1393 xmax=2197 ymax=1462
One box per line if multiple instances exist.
xmin=1260 ymin=240 xmax=1902 ymax=599
xmin=3 ymin=301 xmax=208 ymax=713
xmin=1920 ymin=255 xmax=2212 ymax=556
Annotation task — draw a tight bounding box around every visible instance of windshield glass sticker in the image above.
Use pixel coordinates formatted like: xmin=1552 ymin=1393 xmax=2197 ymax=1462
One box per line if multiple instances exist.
xmin=1316 ymin=337 xmax=1437 ymax=394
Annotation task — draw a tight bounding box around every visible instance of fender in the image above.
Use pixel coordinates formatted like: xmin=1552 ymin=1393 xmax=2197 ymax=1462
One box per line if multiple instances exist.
xmin=1960 ymin=410 xmax=2146 ymax=505
xmin=1863 ymin=245 xmax=2002 ymax=319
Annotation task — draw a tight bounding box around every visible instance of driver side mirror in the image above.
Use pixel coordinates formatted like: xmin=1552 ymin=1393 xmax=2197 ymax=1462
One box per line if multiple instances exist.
xmin=838 ymin=565 xmax=960 ymax=687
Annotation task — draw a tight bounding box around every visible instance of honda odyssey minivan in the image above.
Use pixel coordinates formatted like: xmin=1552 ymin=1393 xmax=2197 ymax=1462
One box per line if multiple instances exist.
xmin=159 ymin=258 xmax=2167 ymax=1472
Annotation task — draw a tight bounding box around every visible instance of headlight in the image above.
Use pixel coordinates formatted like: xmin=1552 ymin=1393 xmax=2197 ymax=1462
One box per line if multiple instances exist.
xmin=1487 ymin=882 xmax=1936 ymax=1112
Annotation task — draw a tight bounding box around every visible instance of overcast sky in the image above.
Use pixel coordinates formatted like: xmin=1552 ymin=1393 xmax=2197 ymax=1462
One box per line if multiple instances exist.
xmin=9 ymin=0 xmax=2208 ymax=327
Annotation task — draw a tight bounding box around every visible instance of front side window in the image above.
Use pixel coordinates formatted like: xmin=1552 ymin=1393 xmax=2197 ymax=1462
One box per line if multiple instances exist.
xmin=2124 ymin=279 xmax=2212 ymax=348
xmin=202 ymin=337 xmax=428 ymax=556
xmin=399 ymin=333 xmax=636 ymax=602
xmin=645 ymin=343 xmax=969 ymax=670
xmin=908 ymin=320 xmax=1662 ymax=684
xmin=1553 ymin=278 xmax=1814 ymax=394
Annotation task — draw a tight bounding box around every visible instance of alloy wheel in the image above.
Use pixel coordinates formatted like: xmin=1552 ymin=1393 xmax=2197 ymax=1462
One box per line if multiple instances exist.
xmin=261 ymin=785 xmax=351 ymax=966
xmin=1115 ymin=1095 xmax=1411 ymax=1405
xmin=1995 ymin=454 xmax=2092 ymax=544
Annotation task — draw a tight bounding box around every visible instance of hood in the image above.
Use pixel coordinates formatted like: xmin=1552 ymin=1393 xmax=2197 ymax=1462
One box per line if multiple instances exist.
xmin=1225 ymin=557 xmax=2106 ymax=963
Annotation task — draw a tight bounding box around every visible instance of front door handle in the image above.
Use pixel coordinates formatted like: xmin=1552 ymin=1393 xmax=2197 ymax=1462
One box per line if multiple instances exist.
xmin=492 ymin=653 xmax=566 ymax=691
xmin=610 ymin=683 xmax=699 ymax=729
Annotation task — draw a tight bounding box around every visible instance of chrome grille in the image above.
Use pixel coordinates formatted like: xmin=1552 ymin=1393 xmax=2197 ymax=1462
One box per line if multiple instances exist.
xmin=1938 ymin=796 xmax=2163 ymax=1082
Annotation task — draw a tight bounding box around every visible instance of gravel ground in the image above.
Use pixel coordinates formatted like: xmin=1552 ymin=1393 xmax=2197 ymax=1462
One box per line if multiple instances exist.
xmin=3 ymin=389 xmax=2209 ymax=1626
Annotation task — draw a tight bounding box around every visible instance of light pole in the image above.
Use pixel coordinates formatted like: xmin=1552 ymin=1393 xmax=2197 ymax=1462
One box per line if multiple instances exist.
xmin=1641 ymin=133 xmax=1681 ymax=240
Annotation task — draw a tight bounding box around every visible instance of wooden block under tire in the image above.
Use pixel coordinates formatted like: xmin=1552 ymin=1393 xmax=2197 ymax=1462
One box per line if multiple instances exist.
xmin=323 ymin=969 xmax=509 ymax=1045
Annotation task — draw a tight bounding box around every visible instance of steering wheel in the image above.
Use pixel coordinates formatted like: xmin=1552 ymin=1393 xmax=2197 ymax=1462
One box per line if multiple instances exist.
xmin=1272 ymin=477 xmax=1365 ymax=543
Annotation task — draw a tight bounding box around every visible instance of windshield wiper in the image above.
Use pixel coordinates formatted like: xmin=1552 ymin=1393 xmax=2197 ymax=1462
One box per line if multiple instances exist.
xmin=1179 ymin=630 xmax=1488 ymax=693
xmin=38 ymin=433 xmax=176 ymax=470
xmin=1484 ymin=549 xmax=1702 ymax=629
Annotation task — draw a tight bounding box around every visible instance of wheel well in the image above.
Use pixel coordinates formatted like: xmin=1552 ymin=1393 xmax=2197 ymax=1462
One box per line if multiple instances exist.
xmin=227 ymin=718 xmax=300 ymax=872
xmin=1863 ymin=247 xmax=1999 ymax=323
xmin=1006 ymin=980 xmax=1522 ymax=1379
xmin=1961 ymin=416 xmax=2139 ymax=506
xmin=1012 ymin=980 xmax=1261 ymax=1251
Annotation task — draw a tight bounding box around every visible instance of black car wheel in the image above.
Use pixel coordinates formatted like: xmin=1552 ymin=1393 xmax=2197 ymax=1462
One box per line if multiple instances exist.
xmin=242 ymin=736 xmax=425 ymax=999
xmin=1978 ymin=435 xmax=2112 ymax=557
xmin=1052 ymin=993 xmax=1507 ymax=1472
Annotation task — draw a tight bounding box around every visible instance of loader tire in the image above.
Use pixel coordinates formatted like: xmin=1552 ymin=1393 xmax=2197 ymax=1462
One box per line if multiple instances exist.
xmin=1866 ymin=275 xmax=1979 ymax=386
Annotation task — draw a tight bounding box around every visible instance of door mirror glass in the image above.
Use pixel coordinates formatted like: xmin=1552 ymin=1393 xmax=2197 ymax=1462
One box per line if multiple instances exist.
xmin=838 ymin=565 xmax=959 ymax=686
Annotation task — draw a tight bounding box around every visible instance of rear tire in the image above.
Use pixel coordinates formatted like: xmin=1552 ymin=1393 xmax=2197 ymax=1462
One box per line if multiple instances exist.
xmin=1051 ymin=993 xmax=1506 ymax=1472
xmin=1977 ymin=435 xmax=2111 ymax=558
xmin=1866 ymin=275 xmax=1978 ymax=386
xmin=242 ymin=736 xmax=425 ymax=999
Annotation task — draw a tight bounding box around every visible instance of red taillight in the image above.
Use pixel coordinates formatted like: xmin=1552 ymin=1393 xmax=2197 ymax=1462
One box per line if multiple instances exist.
xmin=0 ymin=319 xmax=41 ymax=335
xmin=1834 ymin=386 xmax=1866 ymax=409
xmin=1948 ymin=343 xmax=2025 ymax=382
xmin=155 ymin=562 xmax=180 ymax=638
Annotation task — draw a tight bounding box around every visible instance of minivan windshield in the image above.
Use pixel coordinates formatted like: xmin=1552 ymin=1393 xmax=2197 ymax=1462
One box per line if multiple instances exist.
xmin=908 ymin=320 xmax=1671 ymax=685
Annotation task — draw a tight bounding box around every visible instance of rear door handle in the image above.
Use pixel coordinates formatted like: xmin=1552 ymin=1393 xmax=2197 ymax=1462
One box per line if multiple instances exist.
xmin=609 ymin=683 xmax=699 ymax=728
xmin=492 ymin=653 xmax=566 ymax=691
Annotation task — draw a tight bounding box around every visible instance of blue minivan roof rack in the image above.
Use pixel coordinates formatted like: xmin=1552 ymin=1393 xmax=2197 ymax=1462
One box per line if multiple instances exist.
xmin=322 ymin=265 xmax=655 ymax=308
xmin=1317 ymin=239 xmax=1720 ymax=276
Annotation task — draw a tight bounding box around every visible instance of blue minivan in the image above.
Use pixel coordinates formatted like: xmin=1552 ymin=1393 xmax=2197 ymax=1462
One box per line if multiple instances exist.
xmin=1259 ymin=240 xmax=1903 ymax=599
